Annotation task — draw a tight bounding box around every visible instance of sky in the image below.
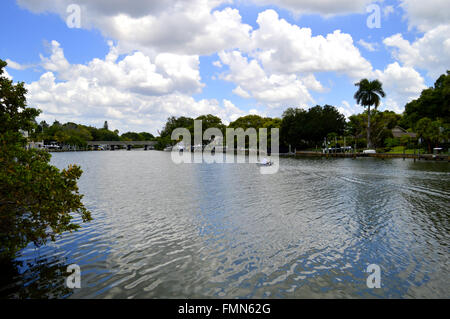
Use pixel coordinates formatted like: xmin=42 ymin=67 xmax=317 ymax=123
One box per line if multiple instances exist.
xmin=1 ymin=0 xmax=449 ymax=135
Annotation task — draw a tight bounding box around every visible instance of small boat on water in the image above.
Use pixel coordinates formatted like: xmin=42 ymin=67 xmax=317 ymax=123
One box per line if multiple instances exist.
xmin=163 ymin=146 xmax=173 ymax=152
xmin=257 ymin=157 xmax=273 ymax=166
xmin=257 ymin=161 xmax=273 ymax=167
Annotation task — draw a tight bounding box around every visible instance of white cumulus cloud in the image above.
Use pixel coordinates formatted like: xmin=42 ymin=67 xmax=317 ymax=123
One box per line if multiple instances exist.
xmin=219 ymin=50 xmax=315 ymax=107
xmin=17 ymin=0 xmax=251 ymax=56
xmin=399 ymin=0 xmax=450 ymax=31
xmin=249 ymin=10 xmax=373 ymax=79
xmin=25 ymin=41 xmax=248 ymax=133
xmin=358 ymin=39 xmax=379 ymax=52
xmin=384 ymin=25 xmax=450 ymax=79
xmin=374 ymin=62 xmax=427 ymax=113
xmin=5 ymin=59 xmax=31 ymax=70
xmin=251 ymin=0 xmax=373 ymax=16
xmin=14 ymin=0 xmax=437 ymax=122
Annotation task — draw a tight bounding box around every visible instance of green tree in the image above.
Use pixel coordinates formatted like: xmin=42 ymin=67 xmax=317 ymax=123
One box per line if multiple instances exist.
xmin=0 ymin=59 xmax=91 ymax=260
xmin=262 ymin=117 xmax=281 ymax=148
xmin=228 ymin=115 xmax=274 ymax=149
xmin=120 ymin=131 xmax=155 ymax=141
xmin=228 ymin=115 xmax=269 ymax=130
xmin=306 ymin=105 xmax=346 ymax=146
xmin=94 ymin=128 xmax=120 ymax=141
xmin=159 ymin=116 xmax=194 ymax=139
xmin=36 ymin=122 xmax=93 ymax=147
xmin=195 ymin=114 xmax=224 ymax=130
xmin=401 ymin=71 xmax=450 ymax=129
xmin=348 ymin=110 xmax=400 ymax=149
xmin=196 ymin=114 xmax=225 ymax=138
xmin=280 ymin=108 xmax=309 ymax=149
xmin=157 ymin=116 xmax=194 ymax=148
xmin=121 ymin=132 xmax=143 ymax=141
xmin=280 ymin=105 xmax=345 ymax=150
xmin=415 ymin=117 xmax=445 ymax=153
xmin=154 ymin=135 xmax=172 ymax=150
xmin=354 ymin=79 xmax=386 ymax=149
xmin=139 ymin=132 xmax=155 ymax=141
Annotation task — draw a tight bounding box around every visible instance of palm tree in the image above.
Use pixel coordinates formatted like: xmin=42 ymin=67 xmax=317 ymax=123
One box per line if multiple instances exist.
xmin=354 ymin=79 xmax=385 ymax=149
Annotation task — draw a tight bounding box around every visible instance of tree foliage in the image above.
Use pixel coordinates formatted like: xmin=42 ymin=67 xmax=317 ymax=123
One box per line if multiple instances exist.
xmin=354 ymin=79 xmax=386 ymax=148
xmin=0 ymin=59 xmax=91 ymax=260
xmin=347 ymin=110 xmax=401 ymax=148
xmin=415 ymin=117 xmax=448 ymax=153
xmin=228 ymin=115 xmax=270 ymax=130
xmin=159 ymin=116 xmax=194 ymax=139
xmin=196 ymin=114 xmax=226 ymax=132
xmin=401 ymin=70 xmax=450 ymax=129
xmin=280 ymin=105 xmax=346 ymax=149
xmin=120 ymin=131 xmax=155 ymax=141
xmin=156 ymin=114 xmax=227 ymax=149
xmin=33 ymin=120 xmax=158 ymax=146
xmin=227 ymin=114 xmax=280 ymax=149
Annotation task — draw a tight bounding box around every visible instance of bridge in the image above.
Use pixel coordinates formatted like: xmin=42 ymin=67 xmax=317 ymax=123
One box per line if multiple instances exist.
xmin=87 ymin=140 xmax=157 ymax=150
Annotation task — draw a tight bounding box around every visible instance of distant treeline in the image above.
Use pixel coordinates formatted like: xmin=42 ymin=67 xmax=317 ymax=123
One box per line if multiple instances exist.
xmin=31 ymin=120 xmax=155 ymax=147
xmin=155 ymin=71 xmax=449 ymax=152
xmin=31 ymin=71 xmax=449 ymax=153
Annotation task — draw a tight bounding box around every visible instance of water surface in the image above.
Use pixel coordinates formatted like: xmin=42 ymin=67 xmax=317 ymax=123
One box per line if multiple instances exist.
xmin=3 ymin=151 xmax=449 ymax=298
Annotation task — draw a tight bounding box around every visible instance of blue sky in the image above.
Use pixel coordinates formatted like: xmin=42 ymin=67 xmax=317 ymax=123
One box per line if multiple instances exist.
xmin=1 ymin=0 xmax=449 ymax=134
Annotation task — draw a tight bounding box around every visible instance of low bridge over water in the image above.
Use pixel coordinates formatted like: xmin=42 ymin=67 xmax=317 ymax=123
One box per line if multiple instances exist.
xmin=87 ymin=141 xmax=157 ymax=150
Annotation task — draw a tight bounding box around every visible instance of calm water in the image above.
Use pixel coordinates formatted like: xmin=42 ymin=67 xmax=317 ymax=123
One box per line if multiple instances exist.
xmin=2 ymin=151 xmax=449 ymax=298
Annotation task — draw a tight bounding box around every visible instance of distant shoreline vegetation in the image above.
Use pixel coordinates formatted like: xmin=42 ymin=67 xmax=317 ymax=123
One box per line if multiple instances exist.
xmin=28 ymin=71 xmax=449 ymax=154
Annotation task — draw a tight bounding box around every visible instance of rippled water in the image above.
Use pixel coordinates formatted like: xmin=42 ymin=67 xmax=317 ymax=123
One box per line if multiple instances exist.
xmin=2 ymin=151 xmax=449 ymax=298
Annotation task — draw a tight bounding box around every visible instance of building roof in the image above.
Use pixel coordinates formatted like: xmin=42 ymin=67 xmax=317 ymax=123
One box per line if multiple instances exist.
xmin=392 ymin=126 xmax=417 ymax=138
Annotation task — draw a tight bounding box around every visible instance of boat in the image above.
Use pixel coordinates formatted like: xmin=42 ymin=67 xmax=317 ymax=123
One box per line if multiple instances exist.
xmin=257 ymin=161 xmax=273 ymax=167
xmin=257 ymin=157 xmax=273 ymax=166
xmin=173 ymin=142 xmax=185 ymax=152
xmin=432 ymin=147 xmax=443 ymax=158
xmin=163 ymin=146 xmax=173 ymax=152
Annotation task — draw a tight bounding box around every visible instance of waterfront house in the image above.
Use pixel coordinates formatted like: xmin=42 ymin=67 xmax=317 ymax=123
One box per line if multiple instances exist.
xmin=391 ymin=126 xmax=417 ymax=138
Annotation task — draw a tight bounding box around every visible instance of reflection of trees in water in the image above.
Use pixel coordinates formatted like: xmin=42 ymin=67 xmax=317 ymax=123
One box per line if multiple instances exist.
xmin=0 ymin=256 xmax=73 ymax=299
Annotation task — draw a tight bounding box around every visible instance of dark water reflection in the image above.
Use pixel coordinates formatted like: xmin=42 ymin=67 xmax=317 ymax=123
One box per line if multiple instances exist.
xmin=3 ymin=152 xmax=449 ymax=298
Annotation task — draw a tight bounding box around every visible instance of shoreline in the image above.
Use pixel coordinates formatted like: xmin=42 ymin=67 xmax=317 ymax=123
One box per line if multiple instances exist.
xmin=294 ymin=151 xmax=449 ymax=161
xmin=46 ymin=148 xmax=449 ymax=161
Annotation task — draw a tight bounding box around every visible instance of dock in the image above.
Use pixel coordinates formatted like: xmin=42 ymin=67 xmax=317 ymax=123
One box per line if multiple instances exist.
xmin=295 ymin=151 xmax=449 ymax=161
